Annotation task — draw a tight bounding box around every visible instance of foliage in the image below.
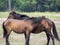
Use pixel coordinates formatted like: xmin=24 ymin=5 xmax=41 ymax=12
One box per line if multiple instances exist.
xmin=0 ymin=0 xmax=8 ymax=11
xmin=0 ymin=0 xmax=60 ymax=12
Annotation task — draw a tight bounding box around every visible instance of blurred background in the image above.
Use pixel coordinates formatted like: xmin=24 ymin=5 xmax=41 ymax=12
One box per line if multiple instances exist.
xmin=0 ymin=0 xmax=60 ymax=12
xmin=0 ymin=0 xmax=60 ymax=45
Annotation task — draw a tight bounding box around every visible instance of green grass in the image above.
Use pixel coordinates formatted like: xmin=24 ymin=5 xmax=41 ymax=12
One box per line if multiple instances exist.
xmin=0 ymin=12 xmax=9 ymax=18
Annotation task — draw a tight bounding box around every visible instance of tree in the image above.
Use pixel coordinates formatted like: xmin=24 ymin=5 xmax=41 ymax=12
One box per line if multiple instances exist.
xmin=0 ymin=0 xmax=8 ymax=11
xmin=8 ymin=0 xmax=11 ymax=11
xmin=0 ymin=0 xmax=60 ymax=12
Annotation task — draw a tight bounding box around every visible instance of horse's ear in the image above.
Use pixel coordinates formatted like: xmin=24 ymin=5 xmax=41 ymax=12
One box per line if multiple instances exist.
xmin=12 ymin=11 xmax=16 ymax=14
xmin=9 ymin=11 xmax=16 ymax=15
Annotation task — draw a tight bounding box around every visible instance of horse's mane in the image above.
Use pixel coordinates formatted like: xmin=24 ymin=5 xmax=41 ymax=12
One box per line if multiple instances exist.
xmin=9 ymin=11 xmax=46 ymax=23
xmin=9 ymin=11 xmax=30 ymax=19
xmin=9 ymin=11 xmax=29 ymax=17
xmin=9 ymin=11 xmax=16 ymax=15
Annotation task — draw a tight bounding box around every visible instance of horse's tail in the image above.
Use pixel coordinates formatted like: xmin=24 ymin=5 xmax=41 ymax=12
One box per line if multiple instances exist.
xmin=2 ymin=22 xmax=7 ymax=38
xmin=52 ymin=22 xmax=60 ymax=42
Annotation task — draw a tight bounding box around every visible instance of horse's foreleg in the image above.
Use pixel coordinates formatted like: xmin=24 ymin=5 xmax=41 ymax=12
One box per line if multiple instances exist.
xmin=24 ymin=31 xmax=30 ymax=45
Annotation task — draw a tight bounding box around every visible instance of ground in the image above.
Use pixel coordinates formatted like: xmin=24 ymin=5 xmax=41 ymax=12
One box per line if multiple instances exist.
xmin=0 ymin=12 xmax=60 ymax=45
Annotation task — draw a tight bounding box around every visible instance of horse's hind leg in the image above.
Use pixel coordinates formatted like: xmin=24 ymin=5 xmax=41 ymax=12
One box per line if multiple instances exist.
xmin=24 ymin=31 xmax=30 ymax=45
xmin=46 ymin=33 xmax=50 ymax=45
xmin=5 ymin=30 xmax=11 ymax=45
xmin=50 ymin=33 xmax=55 ymax=45
xmin=45 ymin=30 xmax=55 ymax=45
xmin=6 ymin=34 xmax=10 ymax=45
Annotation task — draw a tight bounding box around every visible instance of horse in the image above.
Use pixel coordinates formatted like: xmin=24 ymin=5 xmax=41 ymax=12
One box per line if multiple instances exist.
xmin=8 ymin=11 xmax=30 ymax=19
xmin=31 ymin=17 xmax=60 ymax=45
xmin=2 ymin=16 xmax=60 ymax=45
xmin=3 ymin=18 xmax=40 ymax=45
xmin=2 ymin=11 xmax=30 ymax=45
xmin=2 ymin=11 xmax=60 ymax=45
xmin=3 ymin=11 xmax=30 ymax=38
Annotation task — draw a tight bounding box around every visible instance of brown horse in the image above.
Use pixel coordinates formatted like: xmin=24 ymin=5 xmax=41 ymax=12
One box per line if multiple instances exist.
xmin=2 ymin=11 xmax=60 ymax=45
xmin=31 ymin=17 xmax=60 ymax=45
xmin=3 ymin=19 xmax=35 ymax=45
xmin=2 ymin=16 xmax=60 ymax=45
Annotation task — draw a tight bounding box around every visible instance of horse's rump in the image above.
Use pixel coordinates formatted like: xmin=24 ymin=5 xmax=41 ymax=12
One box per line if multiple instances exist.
xmin=4 ymin=19 xmax=33 ymax=33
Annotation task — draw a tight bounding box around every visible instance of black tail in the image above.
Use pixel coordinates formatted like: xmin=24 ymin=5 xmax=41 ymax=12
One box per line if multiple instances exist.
xmin=52 ymin=22 xmax=60 ymax=42
xmin=2 ymin=22 xmax=7 ymax=38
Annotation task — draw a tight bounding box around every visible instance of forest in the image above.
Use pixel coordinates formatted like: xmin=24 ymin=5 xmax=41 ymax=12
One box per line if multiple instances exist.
xmin=0 ymin=0 xmax=60 ymax=12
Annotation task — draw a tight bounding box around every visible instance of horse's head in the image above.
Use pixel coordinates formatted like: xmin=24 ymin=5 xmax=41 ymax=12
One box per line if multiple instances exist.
xmin=8 ymin=11 xmax=21 ymax=19
xmin=8 ymin=11 xmax=16 ymax=19
xmin=8 ymin=11 xmax=30 ymax=20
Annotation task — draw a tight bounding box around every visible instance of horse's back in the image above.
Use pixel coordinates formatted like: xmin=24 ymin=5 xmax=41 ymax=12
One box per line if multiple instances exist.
xmin=4 ymin=19 xmax=26 ymax=26
xmin=4 ymin=19 xmax=33 ymax=32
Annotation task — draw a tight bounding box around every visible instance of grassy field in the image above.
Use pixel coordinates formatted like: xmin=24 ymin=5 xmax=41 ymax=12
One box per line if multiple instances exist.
xmin=0 ymin=12 xmax=60 ymax=45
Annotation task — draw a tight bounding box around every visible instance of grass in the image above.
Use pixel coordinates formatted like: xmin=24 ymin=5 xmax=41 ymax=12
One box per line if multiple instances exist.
xmin=0 ymin=12 xmax=60 ymax=45
xmin=0 ymin=12 xmax=9 ymax=18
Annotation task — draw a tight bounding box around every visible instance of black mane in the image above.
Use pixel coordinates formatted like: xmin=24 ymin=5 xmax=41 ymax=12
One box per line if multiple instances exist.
xmin=9 ymin=11 xmax=46 ymax=23
xmin=9 ymin=11 xmax=30 ymax=20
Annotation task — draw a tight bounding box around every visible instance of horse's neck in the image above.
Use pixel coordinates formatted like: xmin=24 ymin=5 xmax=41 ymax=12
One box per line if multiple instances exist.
xmin=32 ymin=18 xmax=40 ymax=24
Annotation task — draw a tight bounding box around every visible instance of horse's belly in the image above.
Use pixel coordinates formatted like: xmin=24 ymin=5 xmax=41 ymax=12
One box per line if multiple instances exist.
xmin=12 ymin=25 xmax=26 ymax=34
xmin=32 ymin=30 xmax=43 ymax=34
xmin=13 ymin=28 xmax=25 ymax=34
xmin=13 ymin=30 xmax=24 ymax=34
xmin=32 ymin=27 xmax=44 ymax=34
